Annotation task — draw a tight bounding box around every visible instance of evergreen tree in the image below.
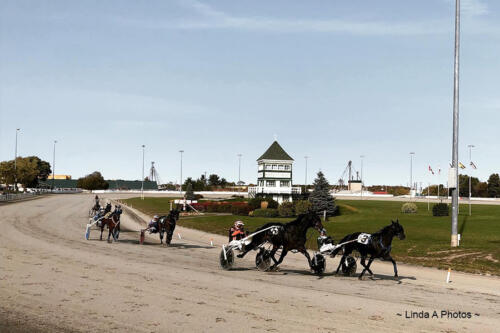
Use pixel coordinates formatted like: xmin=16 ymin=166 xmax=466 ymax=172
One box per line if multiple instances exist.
xmin=309 ymin=171 xmax=338 ymax=217
xmin=185 ymin=182 xmax=195 ymax=200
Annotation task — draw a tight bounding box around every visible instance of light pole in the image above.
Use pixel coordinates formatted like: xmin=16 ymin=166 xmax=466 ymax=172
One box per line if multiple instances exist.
xmin=304 ymin=156 xmax=308 ymax=187
xmin=409 ymin=152 xmax=415 ymax=198
xmin=360 ymin=155 xmax=365 ymax=199
xmin=237 ymin=154 xmax=242 ymax=184
xmin=179 ymin=150 xmax=184 ymax=195
xmin=141 ymin=145 xmax=145 ymax=200
xmin=468 ymin=144 xmax=475 ymax=216
xmin=14 ymin=128 xmax=20 ymax=192
xmin=52 ymin=140 xmax=57 ymax=192
xmin=450 ymin=0 xmax=461 ymax=247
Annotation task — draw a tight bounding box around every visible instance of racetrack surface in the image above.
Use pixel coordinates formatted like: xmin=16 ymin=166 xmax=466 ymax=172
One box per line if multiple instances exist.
xmin=1 ymin=194 xmax=499 ymax=332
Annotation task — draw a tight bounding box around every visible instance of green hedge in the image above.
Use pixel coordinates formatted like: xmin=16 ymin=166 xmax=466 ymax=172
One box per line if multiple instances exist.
xmin=294 ymin=200 xmax=312 ymax=215
xmin=278 ymin=202 xmax=295 ymax=217
xmin=253 ymin=208 xmax=279 ymax=218
xmin=231 ymin=204 xmax=251 ymax=216
xmin=433 ymin=203 xmax=449 ymax=216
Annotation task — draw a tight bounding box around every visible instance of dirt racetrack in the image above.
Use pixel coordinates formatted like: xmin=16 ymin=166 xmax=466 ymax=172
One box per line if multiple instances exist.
xmin=1 ymin=194 xmax=499 ymax=332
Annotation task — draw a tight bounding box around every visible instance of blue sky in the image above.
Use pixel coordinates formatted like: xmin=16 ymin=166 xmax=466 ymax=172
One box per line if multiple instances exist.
xmin=1 ymin=0 xmax=499 ymax=186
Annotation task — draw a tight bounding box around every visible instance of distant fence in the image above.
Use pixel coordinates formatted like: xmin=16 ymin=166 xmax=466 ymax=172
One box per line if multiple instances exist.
xmin=0 ymin=192 xmax=41 ymax=202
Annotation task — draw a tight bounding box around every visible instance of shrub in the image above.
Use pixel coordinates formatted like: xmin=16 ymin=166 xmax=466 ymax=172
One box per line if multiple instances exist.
xmin=401 ymin=202 xmax=418 ymax=214
xmin=252 ymin=208 xmax=279 ymax=218
xmin=294 ymin=200 xmax=312 ymax=215
xmin=265 ymin=198 xmax=279 ymax=209
xmin=231 ymin=204 xmax=251 ymax=216
xmin=433 ymin=203 xmax=449 ymax=216
xmin=248 ymin=197 xmax=265 ymax=210
xmin=278 ymin=202 xmax=295 ymax=217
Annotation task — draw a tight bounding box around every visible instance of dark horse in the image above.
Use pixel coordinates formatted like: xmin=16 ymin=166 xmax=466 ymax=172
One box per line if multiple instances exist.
xmin=157 ymin=210 xmax=180 ymax=245
xmin=332 ymin=219 xmax=405 ymax=279
xmin=237 ymin=211 xmax=326 ymax=271
xmin=99 ymin=211 xmax=122 ymax=242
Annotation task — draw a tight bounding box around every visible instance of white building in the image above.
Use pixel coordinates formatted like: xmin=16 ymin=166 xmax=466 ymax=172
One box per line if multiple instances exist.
xmin=248 ymin=141 xmax=301 ymax=203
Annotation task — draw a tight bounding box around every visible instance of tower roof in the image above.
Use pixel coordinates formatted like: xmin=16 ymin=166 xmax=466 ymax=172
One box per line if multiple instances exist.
xmin=257 ymin=141 xmax=294 ymax=161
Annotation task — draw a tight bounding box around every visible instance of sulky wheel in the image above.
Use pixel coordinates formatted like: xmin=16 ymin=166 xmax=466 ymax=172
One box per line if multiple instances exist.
xmin=219 ymin=248 xmax=235 ymax=270
xmin=255 ymin=248 xmax=271 ymax=271
xmin=341 ymin=256 xmax=357 ymax=276
xmin=311 ymin=253 xmax=326 ymax=275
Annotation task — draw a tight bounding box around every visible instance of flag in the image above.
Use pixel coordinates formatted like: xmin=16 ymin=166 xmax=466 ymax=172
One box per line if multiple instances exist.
xmin=470 ymin=161 xmax=477 ymax=169
xmin=428 ymin=165 xmax=434 ymax=175
xmin=459 ymin=162 xmax=466 ymax=169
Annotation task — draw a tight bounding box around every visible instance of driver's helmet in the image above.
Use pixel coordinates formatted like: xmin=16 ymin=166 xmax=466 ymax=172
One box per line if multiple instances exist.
xmin=153 ymin=215 xmax=159 ymax=221
xmin=234 ymin=221 xmax=244 ymax=229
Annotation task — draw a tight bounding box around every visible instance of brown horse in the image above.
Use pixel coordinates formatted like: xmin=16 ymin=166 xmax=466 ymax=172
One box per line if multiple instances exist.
xmin=99 ymin=210 xmax=122 ymax=242
xmin=158 ymin=210 xmax=180 ymax=245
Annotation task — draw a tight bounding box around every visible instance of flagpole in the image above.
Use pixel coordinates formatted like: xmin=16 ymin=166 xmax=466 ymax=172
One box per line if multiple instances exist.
xmin=468 ymin=145 xmax=474 ymax=216
xmin=428 ymin=182 xmax=430 ymax=211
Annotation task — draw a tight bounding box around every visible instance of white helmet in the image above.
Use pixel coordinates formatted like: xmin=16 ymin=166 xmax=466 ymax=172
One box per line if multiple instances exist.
xmin=234 ymin=221 xmax=244 ymax=228
xmin=153 ymin=215 xmax=159 ymax=221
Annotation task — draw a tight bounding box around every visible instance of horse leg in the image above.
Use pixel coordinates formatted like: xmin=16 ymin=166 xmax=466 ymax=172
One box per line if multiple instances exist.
xmin=107 ymin=227 xmax=112 ymax=242
xmin=298 ymin=248 xmax=313 ymax=269
xmin=269 ymin=249 xmax=288 ymax=271
xmin=359 ymin=257 xmax=374 ymax=280
xmin=360 ymin=256 xmax=374 ymax=277
xmin=335 ymin=254 xmax=347 ymax=274
xmin=386 ymin=255 xmax=398 ymax=278
xmin=267 ymin=245 xmax=280 ymax=264
xmin=166 ymin=230 xmax=173 ymax=245
xmin=160 ymin=231 xmax=164 ymax=245
xmin=100 ymin=224 xmax=104 ymax=241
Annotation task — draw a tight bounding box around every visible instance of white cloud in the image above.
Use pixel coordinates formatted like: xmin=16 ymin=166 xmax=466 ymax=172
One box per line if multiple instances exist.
xmin=112 ymin=0 xmax=497 ymax=36
xmin=175 ymin=0 xmax=449 ymax=36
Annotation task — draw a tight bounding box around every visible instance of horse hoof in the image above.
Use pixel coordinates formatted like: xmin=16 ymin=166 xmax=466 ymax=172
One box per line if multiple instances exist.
xmin=237 ymin=254 xmax=244 ymax=259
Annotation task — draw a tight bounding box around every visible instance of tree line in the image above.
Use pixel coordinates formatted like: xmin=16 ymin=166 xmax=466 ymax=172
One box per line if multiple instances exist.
xmin=0 ymin=156 xmax=51 ymax=190
xmin=422 ymin=173 xmax=500 ymax=198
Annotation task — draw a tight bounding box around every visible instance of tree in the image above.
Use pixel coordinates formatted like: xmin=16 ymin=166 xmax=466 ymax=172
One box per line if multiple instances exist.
xmin=77 ymin=172 xmax=109 ymax=191
xmin=208 ymin=174 xmax=221 ymax=187
xmin=185 ymin=183 xmax=195 ymax=200
xmin=0 ymin=156 xmax=52 ymax=189
xmin=309 ymin=171 xmax=338 ymax=217
xmin=15 ymin=157 xmax=39 ymax=188
xmin=458 ymin=174 xmax=480 ymax=197
xmin=0 ymin=160 xmax=15 ymax=187
xmin=474 ymin=181 xmax=489 ymax=198
xmin=487 ymin=173 xmax=500 ymax=198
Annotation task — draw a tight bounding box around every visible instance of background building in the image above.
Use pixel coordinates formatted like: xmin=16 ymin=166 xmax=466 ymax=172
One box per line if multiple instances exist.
xmin=248 ymin=141 xmax=301 ymax=203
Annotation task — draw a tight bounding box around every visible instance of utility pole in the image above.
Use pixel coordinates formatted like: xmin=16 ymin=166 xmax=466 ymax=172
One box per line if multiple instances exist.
xmin=14 ymin=128 xmax=20 ymax=192
xmin=360 ymin=155 xmax=365 ymax=199
xmin=237 ymin=154 xmax=242 ymax=184
xmin=52 ymin=140 xmax=57 ymax=192
xmin=468 ymin=144 xmax=474 ymax=216
xmin=410 ymin=152 xmax=415 ymax=198
xmin=141 ymin=145 xmax=145 ymax=200
xmin=179 ymin=150 xmax=184 ymax=195
xmin=304 ymin=156 xmax=308 ymax=187
xmin=451 ymin=0 xmax=461 ymax=247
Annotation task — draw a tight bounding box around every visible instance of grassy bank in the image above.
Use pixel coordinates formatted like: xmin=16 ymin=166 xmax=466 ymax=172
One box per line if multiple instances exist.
xmin=120 ymin=197 xmax=500 ymax=275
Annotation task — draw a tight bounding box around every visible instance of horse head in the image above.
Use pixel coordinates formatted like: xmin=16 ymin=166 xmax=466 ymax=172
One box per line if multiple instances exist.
xmin=169 ymin=209 xmax=180 ymax=222
xmin=391 ymin=219 xmax=406 ymax=240
xmin=304 ymin=211 xmax=327 ymax=236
